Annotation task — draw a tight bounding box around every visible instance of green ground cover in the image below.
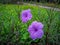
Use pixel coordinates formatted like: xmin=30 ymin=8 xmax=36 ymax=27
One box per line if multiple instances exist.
xmin=0 ymin=4 xmax=60 ymax=45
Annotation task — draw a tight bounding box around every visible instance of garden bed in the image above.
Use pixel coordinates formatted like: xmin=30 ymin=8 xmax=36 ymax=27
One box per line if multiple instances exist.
xmin=0 ymin=4 xmax=60 ymax=45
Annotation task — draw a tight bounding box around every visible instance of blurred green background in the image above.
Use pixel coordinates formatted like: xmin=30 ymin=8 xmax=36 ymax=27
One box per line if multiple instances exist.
xmin=0 ymin=0 xmax=60 ymax=45
xmin=0 ymin=5 xmax=60 ymax=45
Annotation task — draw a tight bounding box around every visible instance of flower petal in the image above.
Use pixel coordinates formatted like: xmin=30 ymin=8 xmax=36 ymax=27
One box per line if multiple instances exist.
xmin=21 ymin=9 xmax=32 ymax=23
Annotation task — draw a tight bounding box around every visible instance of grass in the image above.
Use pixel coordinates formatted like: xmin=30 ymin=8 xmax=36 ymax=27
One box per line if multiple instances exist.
xmin=0 ymin=4 xmax=60 ymax=45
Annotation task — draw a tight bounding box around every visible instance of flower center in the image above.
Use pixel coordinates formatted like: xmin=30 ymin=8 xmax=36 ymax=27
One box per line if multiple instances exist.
xmin=34 ymin=28 xmax=38 ymax=32
xmin=25 ymin=13 xmax=27 ymax=17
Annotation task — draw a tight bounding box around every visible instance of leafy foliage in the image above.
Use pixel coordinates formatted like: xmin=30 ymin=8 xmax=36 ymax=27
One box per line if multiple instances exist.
xmin=0 ymin=5 xmax=60 ymax=45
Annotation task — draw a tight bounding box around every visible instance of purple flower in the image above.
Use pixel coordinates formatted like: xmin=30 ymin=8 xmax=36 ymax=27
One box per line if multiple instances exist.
xmin=21 ymin=9 xmax=32 ymax=23
xmin=28 ymin=21 xmax=44 ymax=40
